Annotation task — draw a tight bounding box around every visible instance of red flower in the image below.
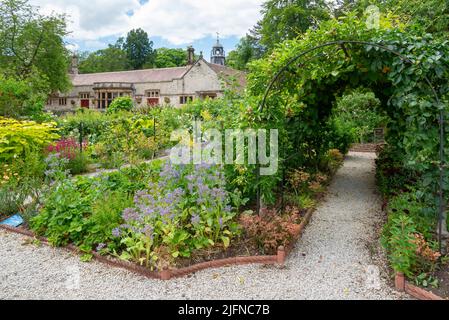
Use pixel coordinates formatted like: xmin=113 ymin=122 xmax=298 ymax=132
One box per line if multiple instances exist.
xmin=47 ymin=138 xmax=88 ymax=160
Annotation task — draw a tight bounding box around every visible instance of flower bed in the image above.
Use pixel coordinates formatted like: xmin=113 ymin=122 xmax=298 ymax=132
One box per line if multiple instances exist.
xmin=395 ymin=272 xmax=446 ymax=300
xmin=0 ymin=153 xmax=334 ymax=279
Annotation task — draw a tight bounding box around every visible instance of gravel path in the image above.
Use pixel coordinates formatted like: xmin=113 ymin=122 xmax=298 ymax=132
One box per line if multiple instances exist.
xmin=0 ymin=152 xmax=405 ymax=300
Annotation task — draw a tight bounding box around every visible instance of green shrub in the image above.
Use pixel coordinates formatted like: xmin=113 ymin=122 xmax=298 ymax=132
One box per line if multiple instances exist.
xmin=67 ymin=151 xmax=91 ymax=175
xmin=0 ymin=74 xmax=52 ymax=120
xmin=381 ymin=191 xmax=439 ymax=278
xmin=375 ymin=145 xmax=417 ymax=197
xmin=82 ymin=192 xmax=133 ymax=251
xmin=114 ymin=163 xmax=240 ymax=269
xmin=0 ymin=180 xmax=25 ymax=218
xmin=30 ymin=161 xmax=164 ymax=249
xmin=107 ymin=96 xmax=134 ymax=114
xmin=0 ymin=153 xmax=45 ymax=219
xmin=382 ymin=214 xmax=419 ymax=278
xmin=332 ymin=89 xmax=386 ymax=143
xmin=0 ymin=117 xmax=59 ymax=162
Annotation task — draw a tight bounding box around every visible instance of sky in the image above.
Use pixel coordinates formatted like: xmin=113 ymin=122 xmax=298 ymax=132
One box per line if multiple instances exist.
xmin=29 ymin=0 xmax=265 ymax=57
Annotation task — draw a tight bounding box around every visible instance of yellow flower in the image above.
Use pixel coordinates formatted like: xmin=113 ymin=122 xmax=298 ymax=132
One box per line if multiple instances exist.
xmin=201 ymin=110 xmax=213 ymax=121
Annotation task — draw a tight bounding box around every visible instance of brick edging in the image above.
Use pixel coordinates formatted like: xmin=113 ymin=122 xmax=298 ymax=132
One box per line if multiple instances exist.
xmin=395 ymin=272 xmax=446 ymax=300
xmin=0 ymin=223 xmax=294 ymax=281
xmin=284 ymin=207 xmax=315 ymax=256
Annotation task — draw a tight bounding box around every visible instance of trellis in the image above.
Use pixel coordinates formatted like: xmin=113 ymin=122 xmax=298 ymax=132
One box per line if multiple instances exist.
xmin=255 ymin=40 xmax=446 ymax=252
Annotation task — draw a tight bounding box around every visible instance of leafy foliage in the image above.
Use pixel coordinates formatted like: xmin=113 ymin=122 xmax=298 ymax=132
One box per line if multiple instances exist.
xmin=124 ymin=28 xmax=155 ymax=70
xmin=30 ymin=160 xmax=163 ymax=248
xmin=153 ymin=48 xmax=187 ymax=68
xmin=78 ymin=41 xmax=129 ymax=74
xmin=251 ymin=0 xmax=332 ymax=51
xmin=0 ymin=74 xmax=50 ymax=120
xmin=240 ymin=207 xmax=301 ymax=254
xmin=0 ymin=0 xmax=70 ymax=93
xmin=227 ymin=36 xmax=264 ymax=71
xmin=246 ymin=12 xmax=449 ymax=206
xmin=332 ymin=89 xmax=386 ymax=143
xmin=107 ymin=96 xmax=134 ymax=114
xmin=0 ymin=117 xmax=59 ymax=162
xmin=114 ymin=162 xmax=240 ymax=268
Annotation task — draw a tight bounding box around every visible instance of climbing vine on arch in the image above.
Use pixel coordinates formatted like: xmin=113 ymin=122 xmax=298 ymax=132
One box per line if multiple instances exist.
xmin=242 ymin=13 xmax=449 ymax=233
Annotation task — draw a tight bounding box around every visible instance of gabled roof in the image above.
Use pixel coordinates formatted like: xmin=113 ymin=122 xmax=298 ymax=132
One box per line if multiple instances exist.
xmin=70 ymin=66 xmax=190 ymax=86
xmin=205 ymin=61 xmax=247 ymax=88
xmin=69 ymin=60 xmax=246 ymax=88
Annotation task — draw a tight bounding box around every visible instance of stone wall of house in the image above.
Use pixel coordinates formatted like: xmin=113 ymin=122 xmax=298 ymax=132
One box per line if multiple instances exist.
xmin=45 ymin=60 xmax=226 ymax=112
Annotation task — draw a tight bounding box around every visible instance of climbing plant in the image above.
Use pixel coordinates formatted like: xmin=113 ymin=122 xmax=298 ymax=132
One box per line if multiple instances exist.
xmin=240 ymin=13 xmax=449 ymax=219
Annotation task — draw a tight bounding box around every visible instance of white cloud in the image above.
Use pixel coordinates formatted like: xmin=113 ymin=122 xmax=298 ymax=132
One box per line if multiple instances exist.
xmin=29 ymin=0 xmax=263 ymax=46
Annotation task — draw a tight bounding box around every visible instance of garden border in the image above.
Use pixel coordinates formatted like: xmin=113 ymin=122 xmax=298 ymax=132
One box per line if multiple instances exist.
xmin=395 ymin=272 xmax=446 ymax=300
xmin=0 ymin=206 xmax=315 ymax=280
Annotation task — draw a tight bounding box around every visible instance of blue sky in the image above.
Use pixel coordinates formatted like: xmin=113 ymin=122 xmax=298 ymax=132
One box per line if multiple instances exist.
xmin=30 ymin=0 xmax=264 ymax=56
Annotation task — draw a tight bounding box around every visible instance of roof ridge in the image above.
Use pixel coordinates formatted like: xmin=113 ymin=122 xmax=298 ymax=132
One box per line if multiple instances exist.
xmin=75 ymin=66 xmax=190 ymax=77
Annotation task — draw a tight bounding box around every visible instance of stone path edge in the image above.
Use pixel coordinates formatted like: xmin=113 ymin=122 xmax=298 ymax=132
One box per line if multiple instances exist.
xmin=0 ymin=206 xmax=315 ymax=281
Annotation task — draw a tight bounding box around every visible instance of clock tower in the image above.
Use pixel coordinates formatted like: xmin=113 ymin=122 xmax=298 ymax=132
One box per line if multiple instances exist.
xmin=210 ymin=33 xmax=226 ymax=66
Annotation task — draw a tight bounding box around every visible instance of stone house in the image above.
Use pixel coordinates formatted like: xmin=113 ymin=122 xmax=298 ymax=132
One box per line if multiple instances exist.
xmin=46 ymin=42 xmax=245 ymax=112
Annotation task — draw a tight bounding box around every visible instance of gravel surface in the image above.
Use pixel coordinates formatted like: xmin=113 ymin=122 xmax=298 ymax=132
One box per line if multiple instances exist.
xmin=0 ymin=152 xmax=405 ymax=300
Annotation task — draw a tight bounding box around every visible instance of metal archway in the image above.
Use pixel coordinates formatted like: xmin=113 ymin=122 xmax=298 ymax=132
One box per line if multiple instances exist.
xmin=255 ymin=40 xmax=446 ymax=252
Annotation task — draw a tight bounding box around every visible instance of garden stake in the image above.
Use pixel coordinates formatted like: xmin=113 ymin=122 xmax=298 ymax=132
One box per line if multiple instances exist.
xmin=79 ymin=122 xmax=84 ymax=154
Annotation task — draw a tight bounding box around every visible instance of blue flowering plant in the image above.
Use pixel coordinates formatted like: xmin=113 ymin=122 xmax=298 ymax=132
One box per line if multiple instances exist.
xmin=43 ymin=153 xmax=71 ymax=184
xmin=114 ymin=161 xmax=240 ymax=269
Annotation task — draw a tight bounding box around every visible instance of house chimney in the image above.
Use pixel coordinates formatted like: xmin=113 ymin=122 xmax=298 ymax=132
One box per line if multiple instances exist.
xmin=187 ymin=46 xmax=195 ymax=65
xmin=70 ymin=54 xmax=79 ymax=74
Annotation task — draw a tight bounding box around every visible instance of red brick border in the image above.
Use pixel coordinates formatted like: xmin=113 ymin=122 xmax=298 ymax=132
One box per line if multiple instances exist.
xmin=0 ymin=208 xmax=316 ymax=281
xmin=284 ymin=207 xmax=315 ymax=256
xmin=394 ymin=272 xmax=446 ymax=300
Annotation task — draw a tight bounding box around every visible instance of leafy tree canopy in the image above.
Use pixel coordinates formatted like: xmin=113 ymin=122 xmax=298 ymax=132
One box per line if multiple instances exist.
xmin=251 ymin=0 xmax=332 ymax=52
xmin=152 ymin=48 xmax=187 ymax=68
xmin=0 ymin=0 xmax=71 ymax=93
xmin=334 ymin=0 xmax=449 ymax=37
xmin=79 ymin=39 xmax=129 ymax=74
xmin=123 ymin=28 xmax=155 ymax=70
xmin=227 ymin=35 xmax=265 ymax=71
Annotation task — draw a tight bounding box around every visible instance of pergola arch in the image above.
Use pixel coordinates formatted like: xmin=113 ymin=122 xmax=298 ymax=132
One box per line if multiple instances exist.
xmin=255 ymin=40 xmax=446 ymax=251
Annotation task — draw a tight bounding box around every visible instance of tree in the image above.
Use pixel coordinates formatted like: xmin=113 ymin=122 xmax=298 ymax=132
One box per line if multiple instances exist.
xmin=383 ymin=0 xmax=449 ymax=37
xmin=227 ymin=35 xmax=264 ymax=70
xmin=79 ymin=39 xmax=130 ymax=74
xmin=0 ymin=0 xmax=70 ymax=93
xmin=333 ymin=0 xmax=449 ymax=37
xmin=152 ymin=48 xmax=187 ymax=68
xmin=123 ymin=28 xmax=155 ymax=70
xmin=0 ymin=73 xmax=49 ymax=119
xmin=252 ymin=0 xmax=332 ymax=51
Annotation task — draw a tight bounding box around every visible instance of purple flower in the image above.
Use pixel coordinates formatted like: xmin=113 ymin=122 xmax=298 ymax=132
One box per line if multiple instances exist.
xmin=160 ymin=207 xmax=170 ymax=216
xmin=96 ymin=243 xmax=106 ymax=251
xmin=112 ymin=228 xmax=121 ymax=238
xmin=218 ymin=217 xmax=223 ymax=229
xmin=142 ymin=225 xmax=153 ymax=238
xmin=191 ymin=214 xmax=200 ymax=225
xmin=123 ymin=208 xmax=139 ymax=222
